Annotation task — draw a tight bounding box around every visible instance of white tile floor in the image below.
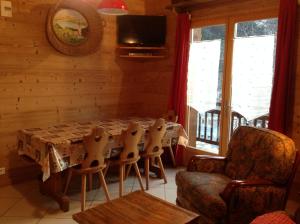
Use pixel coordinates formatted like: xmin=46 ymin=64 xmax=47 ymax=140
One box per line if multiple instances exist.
xmin=0 ymin=168 xmax=182 ymax=224
xmin=0 ymin=167 xmax=298 ymax=224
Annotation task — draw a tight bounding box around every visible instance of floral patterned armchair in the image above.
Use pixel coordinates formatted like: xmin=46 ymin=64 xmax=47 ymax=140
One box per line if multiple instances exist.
xmin=176 ymin=126 xmax=299 ymax=224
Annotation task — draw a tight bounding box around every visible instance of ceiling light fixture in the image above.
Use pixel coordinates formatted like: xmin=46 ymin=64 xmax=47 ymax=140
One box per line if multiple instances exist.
xmin=97 ymin=0 xmax=128 ymax=16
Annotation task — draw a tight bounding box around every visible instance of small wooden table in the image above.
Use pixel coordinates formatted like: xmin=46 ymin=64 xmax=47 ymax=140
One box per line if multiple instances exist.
xmin=73 ymin=191 xmax=199 ymax=224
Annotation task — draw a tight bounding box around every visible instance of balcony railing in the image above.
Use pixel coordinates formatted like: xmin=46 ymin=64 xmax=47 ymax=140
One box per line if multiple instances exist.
xmin=196 ymin=109 xmax=269 ymax=146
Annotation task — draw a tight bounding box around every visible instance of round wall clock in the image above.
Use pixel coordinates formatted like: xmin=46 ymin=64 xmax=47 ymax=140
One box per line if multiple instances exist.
xmin=47 ymin=0 xmax=102 ymax=56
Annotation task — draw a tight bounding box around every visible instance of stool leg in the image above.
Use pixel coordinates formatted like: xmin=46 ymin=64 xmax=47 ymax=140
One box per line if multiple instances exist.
xmin=145 ymin=157 xmax=150 ymax=190
xmin=99 ymin=170 xmax=110 ymax=202
xmin=125 ymin=164 xmax=132 ymax=179
xmin=88 ymin=173 xmax=93 ymax=191
xmin=123 ymin=164 xmax=126 ymax=180
xmin=119 ymin=164 xmax=124 ymax=197
xmin=133 ymin=162 xmax=144 ymax=191
xmin=103 ymin=162 xmax=110 ymax=177
xmin=81 ymin=174 xmax=87 ymax=211
xmin=64 ymin=169 xmax=73 ymax=195
xmin=157 ymin=156 xmax=167 ymax=184
xmin=150 ymin=157 xmax=156 ymax=166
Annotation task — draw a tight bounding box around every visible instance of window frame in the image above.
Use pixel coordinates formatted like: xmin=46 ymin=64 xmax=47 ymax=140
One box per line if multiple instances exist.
xmin=187 ymin=10 xmax=279 ymax=156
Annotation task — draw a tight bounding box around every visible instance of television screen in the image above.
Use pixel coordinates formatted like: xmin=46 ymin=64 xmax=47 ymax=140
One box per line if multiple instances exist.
xmin=117 ymin=15 xmax=166 ymax=47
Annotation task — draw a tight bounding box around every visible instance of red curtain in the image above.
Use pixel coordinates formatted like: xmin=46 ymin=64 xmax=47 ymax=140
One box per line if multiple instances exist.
xmin=269 ymin=0 xmax=297 ymax=134
xmin=169 ymin=13 xmax=191 ymax=165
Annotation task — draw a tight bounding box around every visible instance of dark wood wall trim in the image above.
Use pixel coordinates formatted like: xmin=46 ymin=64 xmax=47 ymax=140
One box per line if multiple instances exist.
xmin=190 ymin=0 xmax=279 ymax=19
xmin=168 ymin=0 xmax=234 ymax=13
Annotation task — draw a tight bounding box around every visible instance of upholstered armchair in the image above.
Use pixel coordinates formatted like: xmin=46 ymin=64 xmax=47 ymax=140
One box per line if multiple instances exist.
xmin=176 ymin=126 xmax=299 ymax=224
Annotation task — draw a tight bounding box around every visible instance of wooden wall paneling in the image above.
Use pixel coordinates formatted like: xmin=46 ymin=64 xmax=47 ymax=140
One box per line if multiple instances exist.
xmin=191 ymin=0 xmax=279 ymax=19
xmin=0 ymin=0 xmax=146 ymax=184
xmin=292 ymin=12 xmax=300 ymax=150
xmin=292 ymin=11 xmax=300 ymax=196
xmin=0 ymin=165 xmax=41 ymax=187
xmin=169 ymin=0 xmax=233 ymax=13
xmin=141 ymin=0 xmax=176 ymax=117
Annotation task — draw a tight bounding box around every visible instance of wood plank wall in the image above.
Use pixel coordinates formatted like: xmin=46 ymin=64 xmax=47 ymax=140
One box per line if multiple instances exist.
xmin=142 ymin=0 xmax=176 ymax=117
xmin=2 ymin=0 xmax=299 ymax=198
xmin=292 ymin=3 xmax=300 ymax=197
xmin=0 ymin=0 xmax=148 ymax=184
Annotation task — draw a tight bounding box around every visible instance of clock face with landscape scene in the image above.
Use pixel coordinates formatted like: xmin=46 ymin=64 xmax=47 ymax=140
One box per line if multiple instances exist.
xmin=46 ymin=0 xmax=102 ymax=56
xmin=52 ymin=9 xmax=89 ymax=46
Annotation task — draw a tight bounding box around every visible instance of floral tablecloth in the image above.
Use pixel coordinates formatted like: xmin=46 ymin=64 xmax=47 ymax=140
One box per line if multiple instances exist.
xmin=17 ymin=117 xmax=188 ymax=181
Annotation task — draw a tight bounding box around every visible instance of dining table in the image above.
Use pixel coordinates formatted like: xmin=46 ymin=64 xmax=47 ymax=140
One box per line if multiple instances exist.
xmin=17 ymin=117 xmax=188 ymax=211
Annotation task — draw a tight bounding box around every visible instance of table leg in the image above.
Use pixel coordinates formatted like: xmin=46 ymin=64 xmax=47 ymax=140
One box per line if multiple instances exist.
xmin=39 ymin=172 xmax=70 ymax=212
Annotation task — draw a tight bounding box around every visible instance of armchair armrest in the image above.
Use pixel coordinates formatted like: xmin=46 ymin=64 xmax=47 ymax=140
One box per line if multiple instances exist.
xmin=187 ymin=155 xmax=227 ymax=173
xmin=220 ymin=179 xmax=275 ymax=203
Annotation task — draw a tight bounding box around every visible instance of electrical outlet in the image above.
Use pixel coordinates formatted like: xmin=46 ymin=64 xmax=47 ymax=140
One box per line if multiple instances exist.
xmin=0 ymin=167 xmax=5 ymax=175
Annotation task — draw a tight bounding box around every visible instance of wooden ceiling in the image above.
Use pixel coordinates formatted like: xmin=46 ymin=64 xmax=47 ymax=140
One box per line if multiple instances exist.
xmin=168 ymin=0 xmax=234 ymax=13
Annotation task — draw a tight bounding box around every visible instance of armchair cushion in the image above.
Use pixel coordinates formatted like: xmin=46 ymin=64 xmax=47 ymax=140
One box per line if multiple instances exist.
xmin=176 ymin=171 xmax=231 ymax=220
xmin=187 ymin=155 xmax=226 ymax=173
xmin=225 ymin=126 xmax=296 ymax=185
xmin=176 ymin=126 xmax=298 ymax=224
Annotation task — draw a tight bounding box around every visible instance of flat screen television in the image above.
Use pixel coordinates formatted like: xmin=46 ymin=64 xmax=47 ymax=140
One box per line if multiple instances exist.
xmin=117 ymin=15 xmax=166 ymax=47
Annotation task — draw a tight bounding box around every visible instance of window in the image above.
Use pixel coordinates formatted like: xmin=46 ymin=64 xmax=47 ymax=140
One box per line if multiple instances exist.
xmin=187 ymin=16 xmax=278 ymax=155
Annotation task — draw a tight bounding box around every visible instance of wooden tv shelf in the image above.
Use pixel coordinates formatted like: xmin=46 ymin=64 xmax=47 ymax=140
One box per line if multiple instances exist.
xmin=117 ymin=46 xmax=167 ymax=59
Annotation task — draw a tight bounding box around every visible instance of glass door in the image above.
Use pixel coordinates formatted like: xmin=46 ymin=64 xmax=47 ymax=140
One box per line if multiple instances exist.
xmin=186 ymin=14 xmax=278 ymax=156
xmin=230 ymin=18 xmax=278 ymax=134
xmin=187 ymin=23 xmax=226 ymax=154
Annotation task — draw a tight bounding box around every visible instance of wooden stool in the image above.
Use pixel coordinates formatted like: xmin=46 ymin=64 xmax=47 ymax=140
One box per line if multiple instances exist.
xmin=162 ymin=110 xmax=178 ymax=167
xmin=64 ymin=127 xmax=111 ymax=211
xmin=142 ymin=118 xmax=167 ymax=190
xmin=105 ymin=122 xmax=145 ymax=197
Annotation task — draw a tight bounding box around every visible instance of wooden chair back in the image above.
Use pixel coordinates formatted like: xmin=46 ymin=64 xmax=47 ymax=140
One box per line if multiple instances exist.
xmin=81 ymin=127 xmax=109 ymax=169
xmin=145 ymin=118 xmax=167 ymax=155
xmin=163 ymin=110 xmax=178 ymax=123
xmin=251 ymin=114 xmax=269 ymax=128
xmin=120 ymin=122 xmax=144 ymax=162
